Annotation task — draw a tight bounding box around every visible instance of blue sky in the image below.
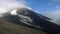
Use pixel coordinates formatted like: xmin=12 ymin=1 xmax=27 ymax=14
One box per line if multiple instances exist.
xmin=17 ymin=0 xmax=60 ymax=14
xmin=26 ymin=0 xmax=52 ymax=13
xmin=26 ymin=0 xmax=60 ymax=14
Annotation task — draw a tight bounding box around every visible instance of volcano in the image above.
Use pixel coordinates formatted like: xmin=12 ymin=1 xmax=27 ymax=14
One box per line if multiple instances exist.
xmin=1 ymin=8 xmax=60 ymax=34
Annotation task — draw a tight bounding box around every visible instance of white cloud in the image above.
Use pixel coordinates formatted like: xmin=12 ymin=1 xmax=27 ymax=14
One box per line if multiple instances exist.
xmin=0 ymin=0 xmax=31 ymax=14
xmin=43 ymin=6 xmax=60 ymax=25
xmin=0 ymin=8 xmax=7 ymax=14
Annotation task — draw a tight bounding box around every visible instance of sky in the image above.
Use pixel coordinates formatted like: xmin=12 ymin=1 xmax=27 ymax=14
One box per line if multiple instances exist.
xmin=0 ymin=0 xmax=60 ymax=25
xmin=17 ymin=0 xmax=60 ymax=14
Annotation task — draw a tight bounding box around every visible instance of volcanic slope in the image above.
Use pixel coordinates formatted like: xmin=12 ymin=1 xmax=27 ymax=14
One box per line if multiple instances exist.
xmin=0 ymin=18 xmax=47 ymax=34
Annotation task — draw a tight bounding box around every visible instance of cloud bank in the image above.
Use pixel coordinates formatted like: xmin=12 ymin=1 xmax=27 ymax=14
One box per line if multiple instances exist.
xmin=44 ymin=0 xmax=60 ymax=25
xmin=44 ymin=6 xmax=60 ymax=25
xmin=0 ymin=0 xmax=31 ymax=14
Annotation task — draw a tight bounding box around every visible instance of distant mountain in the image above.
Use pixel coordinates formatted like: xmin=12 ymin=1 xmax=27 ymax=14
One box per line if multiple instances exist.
xmin=1 ymin=8 xmax=60 ymax=34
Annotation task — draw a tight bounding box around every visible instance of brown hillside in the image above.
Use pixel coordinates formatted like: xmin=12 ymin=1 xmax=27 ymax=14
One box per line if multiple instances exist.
xmin=0 ymin=18 xmax=47 ymax=34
